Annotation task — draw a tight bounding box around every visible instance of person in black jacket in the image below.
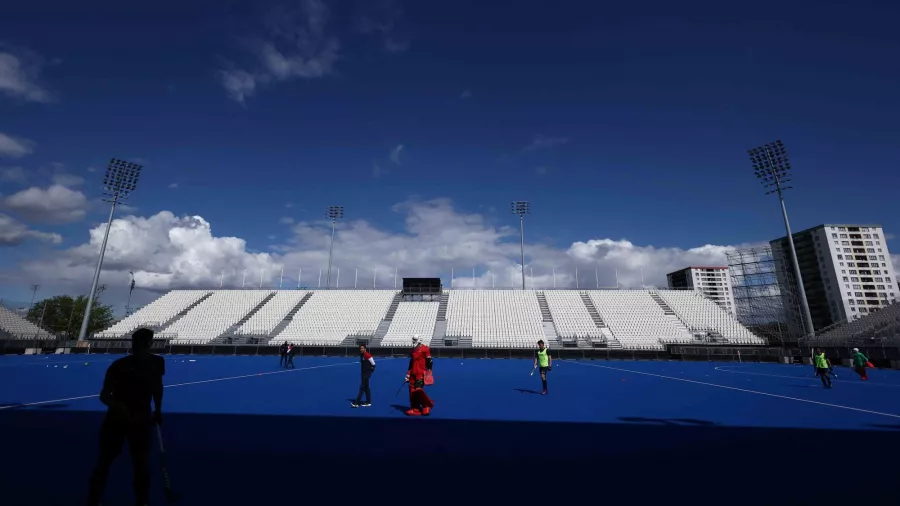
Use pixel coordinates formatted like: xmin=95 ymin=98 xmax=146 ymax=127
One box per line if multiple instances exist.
xmin=351 ymin=344 xmax=376 ymax=408
xmin=279 ymin=341 xmax=288 ymax=367
xmin=87 ymin=328 xmax=164 ymax=506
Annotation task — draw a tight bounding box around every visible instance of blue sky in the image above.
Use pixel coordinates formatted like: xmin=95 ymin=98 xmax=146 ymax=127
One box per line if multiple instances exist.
xmin=1 ymin=0 xmax=899 ymax=310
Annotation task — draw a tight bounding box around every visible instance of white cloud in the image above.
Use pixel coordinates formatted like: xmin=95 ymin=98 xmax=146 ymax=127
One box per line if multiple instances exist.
xmin=168 ymin=182 xmax=179 ymax=189
xmin=218 ymin=68 xmax=258 ymax=105
xmin=0 ymin=166 xmax=27 ymax=184
xmin=0 ymin=47 xmax=52 ymax=103
xmin=12 ymin=199 xmax=760 ymax=292
xmin=51 ymin=172 xmax=85 ymax=187
xmin=372 ymin=162 xmax=386 ymax=178
xmin=892 ymin=254 xmax=900 ymax=282
xmin=279 ymin=216 xmax=295 ymax=224
xmin=2 ymin=184 xmax=89 ymax=223
xmin=460 ymin=89 xmax=472 ymax=99
xmin=220 ymin=0 xmax=340 ymax=104
xmin=534 ymin=166 xmax=548 ymax=176
xmin=522 ymin=134 xmax=568 ymax=153
xmin=285 ymin=202 xmax=294 ymax=208
xmin=390 ymin=144 xmax=404 ymax=165
xmin=0 ymin=132 xmax=35 ymax=158
xmin=21 ymin=211 xmax=281 ymax=291
xmin=0 ymin=213 xmax=61 ymax=246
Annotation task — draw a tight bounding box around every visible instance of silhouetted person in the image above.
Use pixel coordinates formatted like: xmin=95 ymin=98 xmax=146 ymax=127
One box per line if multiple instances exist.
xmin=279 ymin=341 xmax=288 ymax=367
xmin=87 ymin=328 xmax=164 ymax=506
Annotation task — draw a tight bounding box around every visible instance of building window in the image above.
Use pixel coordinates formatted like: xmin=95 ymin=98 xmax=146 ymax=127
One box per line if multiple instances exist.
xmin=841 ymin=241 xmax=850 ymax=246
xmin=865 ymin=241 xmax=874 ymax=246
xmin=838 ymin=255 xmax=844 ymax=260
xmin=849 ymin=270 xmax=857 ymax=275
xmin=851 ymin=277 xmax=859 ymax=282
xmin=879 ymin=255 xmax=885 ymax=260
xmin=849 ymin=300 xmax=854 ymax=305
xmin=868 ymin=248 xmax=876 ymax=253
xmin=844 ymin=248 xmax=851 ymax=253
xmin=853 ymin=285 xmax=861 ymax=289
xmin=864 ymin=234 xmax=871 ymax=239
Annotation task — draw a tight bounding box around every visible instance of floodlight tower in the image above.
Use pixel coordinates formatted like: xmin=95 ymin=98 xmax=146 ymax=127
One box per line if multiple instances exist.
xmin=748 ymin=140 xmax=814 ymax=339
xmin=77 ymin=159 xmax=142 ymax=341
xmin=325 ymin=206 xmax=344 ymax=289
xmin=511 ymin=201 xmax=530 ymax=290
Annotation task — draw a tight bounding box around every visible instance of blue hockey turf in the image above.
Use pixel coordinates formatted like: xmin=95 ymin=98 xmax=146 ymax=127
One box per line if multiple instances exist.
xmin=2 ymin=354 xmax=899 ymax=505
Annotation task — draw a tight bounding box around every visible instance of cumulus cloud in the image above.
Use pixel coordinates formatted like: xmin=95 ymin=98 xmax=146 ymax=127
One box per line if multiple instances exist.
xmin=21 ymin=211 xmax=281 ymax=291
xmin=2 ymin=184 xmax=89 ymax=223
xmin=219 ymin=0 xmax=340 ymax=104
xmin=0 ymin=132 xmax=35 ymax=158
xmin=0 ymin=213 xmax=61 ymax=246
xmin=0 ymin=46 xmax=52 ymax=103
xmin=13 ymin=199 xmax=760 ymax=293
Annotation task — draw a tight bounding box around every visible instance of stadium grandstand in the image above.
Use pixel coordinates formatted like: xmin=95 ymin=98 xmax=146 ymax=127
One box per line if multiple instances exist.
xmin=89 ymin=288 xmax=766 ymax=350
xmin=0 ymin=304 xmax=55 ymax=340
xmin=813 ymin=299 xmax=900 ymax=346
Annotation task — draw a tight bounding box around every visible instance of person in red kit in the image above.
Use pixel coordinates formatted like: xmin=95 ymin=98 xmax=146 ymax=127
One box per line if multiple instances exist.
xmin=404 ymin=334 xmax=434 ymax=416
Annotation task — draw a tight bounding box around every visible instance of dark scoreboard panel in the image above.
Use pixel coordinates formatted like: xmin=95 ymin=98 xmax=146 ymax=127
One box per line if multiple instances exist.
xmin=402 ymin=278 xmax=442 ymax=294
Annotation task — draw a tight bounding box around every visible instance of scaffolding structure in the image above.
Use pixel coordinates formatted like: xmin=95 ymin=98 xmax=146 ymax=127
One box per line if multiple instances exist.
xmin=727 ymin=246 xmax=805 ymax=344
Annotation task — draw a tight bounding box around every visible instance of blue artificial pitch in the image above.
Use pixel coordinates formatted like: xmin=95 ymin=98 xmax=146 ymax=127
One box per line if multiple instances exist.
xmin=2 ymin=354 xmax=900 ymax=505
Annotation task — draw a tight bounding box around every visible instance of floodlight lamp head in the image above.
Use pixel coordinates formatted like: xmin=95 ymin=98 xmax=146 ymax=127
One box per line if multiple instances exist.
xmin=326 ymin=206 xmax=344 ymax=220
xmin=102 ymin=158 xmax=143 ymax=199
xmin=510 ymin=200 xmax=530 ymax=216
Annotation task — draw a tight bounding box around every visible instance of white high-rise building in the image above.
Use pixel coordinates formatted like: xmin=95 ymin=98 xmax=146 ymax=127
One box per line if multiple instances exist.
xmin=770 ymin=223 xmax=897 ymax=331
xmin=666 ymin=266 xmax=735 ymax=314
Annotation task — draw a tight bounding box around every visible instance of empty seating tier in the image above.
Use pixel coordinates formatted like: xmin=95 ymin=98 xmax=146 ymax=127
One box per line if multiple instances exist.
xmin=235 ymin=291 xmax=309 ymax=337
xmin=543 ymin=291 xmax=603 ymax=340
xmin=91 ymin=289 xmax=767 ymax=349
xmin=587 ymin=290 xmax=691 ymax=350
xmin=96 ymin=290 xmax=211 ymax=338
xmin=166 ymin=290 xmax=273 ymax=344
xmin=382 ymin=302 xmax=440 ymax=346
xmin=656 ymin=290 xmax=764 ymax=345
xmin=0 ymin=306 xmax=54 ymax=339
xmin=445 ymin=290 xmax=544 ymax=348
xmin=276 ymin=290 xmax=397 ymax=346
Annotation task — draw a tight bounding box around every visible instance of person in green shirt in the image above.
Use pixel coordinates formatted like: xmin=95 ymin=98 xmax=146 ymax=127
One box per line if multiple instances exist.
xmin=813 ymin=348 xmax=832 ymax=388
xmin=851 ymin=348 xmax=869 ymax=381
xmin=533 ymin=340 xmax=552 ymax=395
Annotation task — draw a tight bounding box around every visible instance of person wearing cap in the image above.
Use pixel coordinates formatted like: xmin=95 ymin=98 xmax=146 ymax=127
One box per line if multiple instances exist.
xmin=88 ymin=328 xmax=165 ymax=506
xmin=851 ymin=348 xmax=869 ymax=381
xmin=404 ymin=334 xmax=434 ymax=416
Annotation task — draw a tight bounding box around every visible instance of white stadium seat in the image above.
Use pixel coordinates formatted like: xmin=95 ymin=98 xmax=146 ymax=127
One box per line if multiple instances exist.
xmin=96 ymin=290 xmax=211 ymax=339
xmin=91 ymin=289 xmax=765 ymax=350
xmin=445 ymin=290 xmax=544 ymax=348
xmin=586 ymin=290 xmax=692 ymax=350
xmin=543 ymin=291 xmax=603 ymax=340
xmin=0 ymin=305 xmax=54 ymax=339
xmin=165 ymin=290 xmax=273 ymax=345
xmin=656 ymin=290 xmax=765 ymax=345
xmin=276 ymin=290 xmax=397 ymax=346
xmin=235 ymin=291 xmax=309 ymax=337
xmin=382 ymin=301 xmax=439 ymax=346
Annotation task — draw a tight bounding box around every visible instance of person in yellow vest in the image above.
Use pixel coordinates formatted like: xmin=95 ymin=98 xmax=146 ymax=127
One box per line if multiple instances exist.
xmin=813 ymin=348 xmax=832 ymax=389
xmin=533 ymin=340 xmax=552 ymax=395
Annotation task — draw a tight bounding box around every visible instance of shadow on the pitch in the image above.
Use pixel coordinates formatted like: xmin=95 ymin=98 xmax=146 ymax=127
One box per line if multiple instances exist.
xmin=2 ymin=409 xmax=899 ymax=506
xmin=618 ymin=417 xmax=718 ymax=426
xmin=389 ymin=404 xmax=408 ymax=413
xmin=867 ymin=424 xmax=900 ymax=431
xmin=512 ymin=388 xmax=541 ymax=395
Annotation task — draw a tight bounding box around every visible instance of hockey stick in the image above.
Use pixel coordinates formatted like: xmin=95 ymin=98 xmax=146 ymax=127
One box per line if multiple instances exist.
xmin=155 ymin=423 xmax=181 ymax=503
xmin=396 ymin=379 xmax=408 ymax=396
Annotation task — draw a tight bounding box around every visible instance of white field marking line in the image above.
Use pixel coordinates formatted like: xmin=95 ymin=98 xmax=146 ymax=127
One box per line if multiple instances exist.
xmin=714 ymin=365 xmax=900 ymax=388
xmin=563 ymin=360 xmax=900 ymax=420
xmin=0 ymin=361 xmax=357 ymax=411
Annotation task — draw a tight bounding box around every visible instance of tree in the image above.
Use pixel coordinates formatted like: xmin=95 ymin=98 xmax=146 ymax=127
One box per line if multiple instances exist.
xmin=27 ymin=294 xmax=116 ymax=338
